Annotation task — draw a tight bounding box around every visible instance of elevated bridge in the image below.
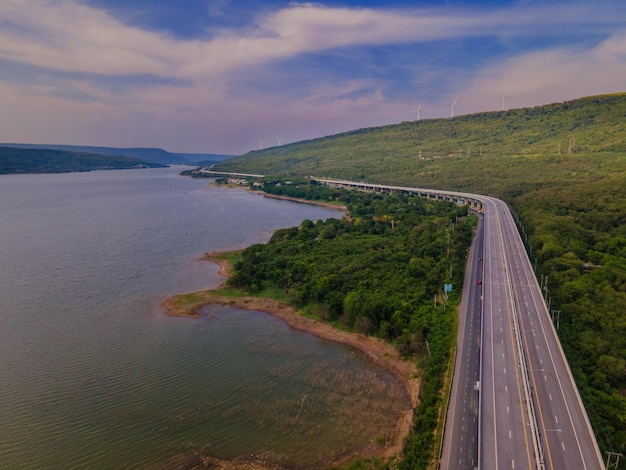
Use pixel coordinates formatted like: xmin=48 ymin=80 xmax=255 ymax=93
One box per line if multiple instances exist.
xmin=311 ymin=178 xmax=484 ymax=212
xmin=199 ymin=169 xmax=265 ymax=178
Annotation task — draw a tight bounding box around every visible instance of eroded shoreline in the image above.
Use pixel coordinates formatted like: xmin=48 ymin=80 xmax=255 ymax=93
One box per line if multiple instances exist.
xmin=162 ymin=252 xmax=419 ymax=469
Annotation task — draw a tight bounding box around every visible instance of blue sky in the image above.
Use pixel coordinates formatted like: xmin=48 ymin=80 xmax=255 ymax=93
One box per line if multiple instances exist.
xmin=1 ymin=0 xmax=625 ymax=154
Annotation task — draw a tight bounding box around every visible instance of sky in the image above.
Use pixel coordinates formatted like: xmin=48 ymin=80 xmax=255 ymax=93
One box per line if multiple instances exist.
xmin=1 ymin=0 xmax=625 ymax=155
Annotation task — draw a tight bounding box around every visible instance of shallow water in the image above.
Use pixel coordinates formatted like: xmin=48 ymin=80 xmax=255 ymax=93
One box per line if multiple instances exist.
xmin=0 ymin=167 xmax=408 ymax=468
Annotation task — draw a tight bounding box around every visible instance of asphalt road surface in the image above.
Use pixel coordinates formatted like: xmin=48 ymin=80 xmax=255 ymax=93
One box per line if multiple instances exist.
xmin=440 ymin=213 xmax=484 ymax=470
xmin=483 ymin=196 xmax=604 ymax=470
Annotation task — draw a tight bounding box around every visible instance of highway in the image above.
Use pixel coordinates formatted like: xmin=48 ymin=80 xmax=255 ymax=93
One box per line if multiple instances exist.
xmin=312 ymin=178 xmax=604 ymax=470
xmin=481 ymin=197 xmax=539 ymax=470
xmin=440 ymin=213 xmax=484 ymax=469
xmin=486 ymin=196 xmax=604 ymax=470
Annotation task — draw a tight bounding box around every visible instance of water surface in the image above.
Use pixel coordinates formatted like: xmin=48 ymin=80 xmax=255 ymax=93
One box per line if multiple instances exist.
xmin=0 ymin=167 xmax=408 ymax=468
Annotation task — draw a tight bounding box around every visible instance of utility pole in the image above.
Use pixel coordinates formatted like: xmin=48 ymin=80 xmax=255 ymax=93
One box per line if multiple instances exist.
xmin=551 ymin=310 xmax=561 ymax=330
xmin=447 ymin=220 xmax=451 ymax=261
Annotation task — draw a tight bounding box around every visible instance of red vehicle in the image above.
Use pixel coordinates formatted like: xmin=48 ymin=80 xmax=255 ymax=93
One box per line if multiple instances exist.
xmin=477 ymin=279 xmax=482 ymax=285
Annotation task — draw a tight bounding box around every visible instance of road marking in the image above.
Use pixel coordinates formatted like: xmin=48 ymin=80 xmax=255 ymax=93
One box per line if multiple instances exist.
xmin=562 ymin=442 xmax=566 ymax=451
xmin=555 ymin=415 xmax=559 ymax=424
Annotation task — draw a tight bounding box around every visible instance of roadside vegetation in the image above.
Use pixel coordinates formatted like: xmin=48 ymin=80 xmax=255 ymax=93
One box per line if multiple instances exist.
xmin=218 ymin=179 xmax=476 ymax=468
xmin=212 ymin=92 xmax=626 ymax=458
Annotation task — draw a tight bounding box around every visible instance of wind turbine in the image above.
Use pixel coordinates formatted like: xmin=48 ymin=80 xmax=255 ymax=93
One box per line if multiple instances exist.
xmin=276 ymin=137 xmax=284 ymax=146
xmin=501 ymin=95 xmax=511 ymax=111
xmin=411 ymin=104 xmax=422 ymax=121
xmin=450 ymin=97 xmax=459 ymax=118
xmin=258 ymin=139 xmax=264 ymax=150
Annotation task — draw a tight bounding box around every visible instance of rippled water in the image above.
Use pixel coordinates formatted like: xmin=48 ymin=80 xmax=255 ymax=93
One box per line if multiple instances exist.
xmin=0 ymin=167 xmax=408 ymax=469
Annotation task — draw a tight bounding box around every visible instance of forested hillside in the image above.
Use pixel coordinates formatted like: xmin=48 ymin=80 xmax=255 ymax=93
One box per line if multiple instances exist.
xmin=0 ymin=143 xmax=190 ymax=166
xmin=212 ymin=92 xmax=626 ymax=456
xmin=214 ymin=93 xmax=626 ymax=179
xmin=0 ymin=147 xmax=166 ymax=173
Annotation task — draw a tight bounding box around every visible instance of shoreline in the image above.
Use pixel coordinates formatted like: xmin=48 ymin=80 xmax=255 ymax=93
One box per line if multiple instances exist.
xmin=213 ymin=181 xmax=348 ymax=212
xmin=255 ymin=191 xmax=348 ymax=211
xmin=162 ymin=252 xmax=419 ymax=468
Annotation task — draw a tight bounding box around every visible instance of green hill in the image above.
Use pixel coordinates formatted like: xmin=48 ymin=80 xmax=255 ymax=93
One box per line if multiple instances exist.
xmin=214 ymin=92 xmax=626 ymax=184
xmin=0 ymin=147 xmax=167 ymax=174
xmin=0 ymin=143 xmax=192 ymax=166
xmin=213 ymin=92 xmax=626 ymax=456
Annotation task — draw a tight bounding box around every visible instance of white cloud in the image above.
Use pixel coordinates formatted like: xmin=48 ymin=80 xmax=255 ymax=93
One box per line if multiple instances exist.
xmin=0 ymin=0 xmax=624 ymax=152
xmin=0 ymin=0 xmax=181 ymax=76
xmin=459 ymin=31 xmax=626 ymax=113
xmin=2 ymin=1 xmax=621 ymax=79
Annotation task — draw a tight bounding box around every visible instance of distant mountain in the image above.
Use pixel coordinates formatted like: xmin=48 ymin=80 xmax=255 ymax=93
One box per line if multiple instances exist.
xmin=175 ymin=152 xmax=234 ymax=163
xmin=0 ymin=144 xmax=193 ymax=166
xmin=0 ymin=146 xmax=167 ymax=174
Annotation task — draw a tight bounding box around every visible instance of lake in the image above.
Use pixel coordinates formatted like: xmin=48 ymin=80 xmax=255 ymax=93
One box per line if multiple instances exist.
xmin=0 ymin=167 xmax=409 ymax=469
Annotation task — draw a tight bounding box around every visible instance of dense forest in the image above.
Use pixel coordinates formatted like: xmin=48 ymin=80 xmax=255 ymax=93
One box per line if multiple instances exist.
xmin=223 ymin=179 xmax=475 ymax=469
xmin=210 ymin=92 xmax=626 ymax=457
xmin=0 ymin=146 xmax=167 ymax=173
